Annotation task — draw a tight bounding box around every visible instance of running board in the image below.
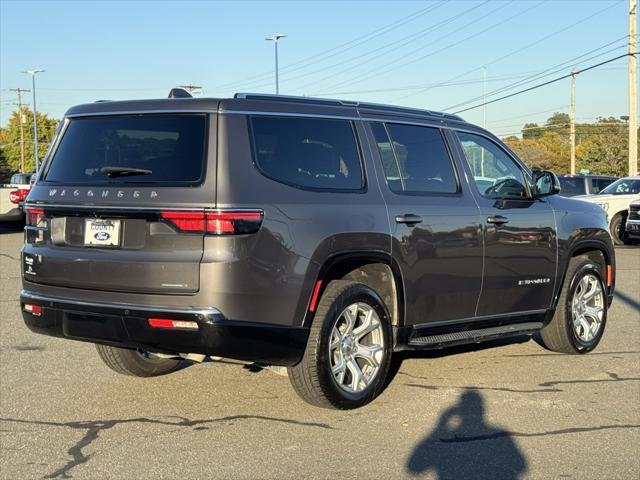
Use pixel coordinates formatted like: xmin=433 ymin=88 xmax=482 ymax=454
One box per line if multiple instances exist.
xmin=408 ymin=322 xmax=543 ymax=348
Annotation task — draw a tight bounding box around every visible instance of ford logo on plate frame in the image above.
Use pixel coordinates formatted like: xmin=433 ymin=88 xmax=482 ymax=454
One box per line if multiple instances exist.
xmin=94 ymin=231 xmax=111 ymax=241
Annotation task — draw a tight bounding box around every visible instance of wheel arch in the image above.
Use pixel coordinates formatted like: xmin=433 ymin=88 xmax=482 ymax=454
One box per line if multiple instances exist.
xmin=552 ymin=239 xmax=614 ymax=311
xmin=302 ymin=251 xmax=405 ymax=329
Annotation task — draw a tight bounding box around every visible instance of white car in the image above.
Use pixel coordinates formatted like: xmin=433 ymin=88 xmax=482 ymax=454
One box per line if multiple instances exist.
xmin=576 ymin=176 xmax=640 ymax=245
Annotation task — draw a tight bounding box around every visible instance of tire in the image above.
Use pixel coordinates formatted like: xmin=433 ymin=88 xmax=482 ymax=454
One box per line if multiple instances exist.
xmin=610 ymin=213 xmax=629 ymax=246
xmin=288 ymin=280 xmax=393 ymax=409
xmin=95 ymin=344 xmax=183 ymax=377
xmin=539 ymin=256 xmax=607 ymax=354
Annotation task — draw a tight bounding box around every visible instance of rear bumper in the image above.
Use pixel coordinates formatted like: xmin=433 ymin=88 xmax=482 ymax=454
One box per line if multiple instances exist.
xmin=20 ymin=290 xmax=308 ymax=366
xmin=0 ymin=207 xmax=24 ymax=222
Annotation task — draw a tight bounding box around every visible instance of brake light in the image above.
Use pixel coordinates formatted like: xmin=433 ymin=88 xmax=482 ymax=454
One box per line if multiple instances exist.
xmin=26 ymin=207 xmax=45 ymax=226
xmin=160 ymin=210 xmax=263 ymax=235
xmin=9 ymin=189 xmax=29 ymax=204
xmin=148 ymin=318 xmax=199 ymax=330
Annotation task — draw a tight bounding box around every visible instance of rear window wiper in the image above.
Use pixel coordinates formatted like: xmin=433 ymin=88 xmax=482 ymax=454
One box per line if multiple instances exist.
xmin=100 ymin=166 xmax=153 ymax=178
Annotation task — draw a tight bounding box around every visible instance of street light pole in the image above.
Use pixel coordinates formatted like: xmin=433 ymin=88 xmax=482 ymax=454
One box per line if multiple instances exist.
xmin=23 ymin=69 xmax=45 ymax=172
xmin=265 ymin=34 xmax=286 ymax=95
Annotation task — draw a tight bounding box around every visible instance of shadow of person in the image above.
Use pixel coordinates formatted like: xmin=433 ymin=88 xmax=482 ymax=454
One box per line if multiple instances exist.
xmin=406 ymin=389 xmax=527 ymax=479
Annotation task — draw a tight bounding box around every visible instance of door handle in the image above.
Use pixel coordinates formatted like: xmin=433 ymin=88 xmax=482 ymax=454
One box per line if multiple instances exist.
xmin=395 ymin=214 xmax=423 ymax=225
xmin=486 ymin=215 xmax=509 ymax=225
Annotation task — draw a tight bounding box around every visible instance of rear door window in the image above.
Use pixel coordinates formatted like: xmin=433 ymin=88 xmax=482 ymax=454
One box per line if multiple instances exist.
xmin=370 ymin=122 xmax=458 ymax=194
xmin=250 ymin=116 xmax=364 ymax=191
xmin=43 ymin=114 xmax=207 ymax=185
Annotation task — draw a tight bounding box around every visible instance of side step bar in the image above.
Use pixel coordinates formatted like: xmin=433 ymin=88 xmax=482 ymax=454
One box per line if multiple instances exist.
xmin=408 ymin=322 xmax=543 ymax=348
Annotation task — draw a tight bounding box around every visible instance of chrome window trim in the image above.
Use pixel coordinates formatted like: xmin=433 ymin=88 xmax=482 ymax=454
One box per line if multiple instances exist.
xmin=65 ymin=109 xmax=218 ymax=118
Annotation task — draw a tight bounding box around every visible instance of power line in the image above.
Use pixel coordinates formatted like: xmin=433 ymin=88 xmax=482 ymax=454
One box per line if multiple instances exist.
xmin=304 ymin=0 xmax=540 ymax=94
xmin=278 ymin=0 xmax=496 ymax=92
xmin=444 ymin=39 xmax=628 ymax=111
xmin=209 ymin=1 xmax=447 ymax=91
xmin=394 ymin=0 xmax=624 ymax=102
xmin=452 ymin=53 xmax=632 ymax=115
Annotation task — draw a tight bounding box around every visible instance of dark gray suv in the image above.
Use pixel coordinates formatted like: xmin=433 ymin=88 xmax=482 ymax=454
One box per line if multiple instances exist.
xmin=21 ymin=93 xmax=616 ymax=409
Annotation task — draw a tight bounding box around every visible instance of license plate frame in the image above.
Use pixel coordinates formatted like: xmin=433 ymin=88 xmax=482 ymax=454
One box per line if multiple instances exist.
xmin=84 ymin=218 xmax=121 ymax=247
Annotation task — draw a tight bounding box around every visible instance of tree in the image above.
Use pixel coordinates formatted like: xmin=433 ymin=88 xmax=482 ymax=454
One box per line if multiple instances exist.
xmin=0 ymin=107 xmax=59 ymax=173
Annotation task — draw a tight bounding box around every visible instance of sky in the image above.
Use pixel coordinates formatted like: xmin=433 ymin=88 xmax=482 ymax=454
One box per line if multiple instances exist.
xmin=0 ymin=0 xmax=636 ymax=136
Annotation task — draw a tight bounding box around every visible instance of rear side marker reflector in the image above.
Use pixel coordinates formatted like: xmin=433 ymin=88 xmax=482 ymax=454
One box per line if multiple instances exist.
xmin=606 ymin=264 xmax=613 ymax=287
xmin=24 ymin=304 xmax=42 ymax=316
xmin=148 ymin=318 xmax=199 ymax=330
xmin=160 ymin=210 xmax=263 ymax=235
xmin=309 ymin=280 xmax=323 ymax=312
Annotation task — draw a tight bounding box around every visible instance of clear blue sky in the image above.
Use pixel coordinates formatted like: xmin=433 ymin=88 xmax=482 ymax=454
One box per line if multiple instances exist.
xmin=0 ymin=0 xmax=635 ymax=136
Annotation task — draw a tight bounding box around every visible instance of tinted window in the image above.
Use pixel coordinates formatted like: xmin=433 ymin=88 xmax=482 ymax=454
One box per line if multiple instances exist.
xmin=371 ymin=123 xmax=457 ymax=194
xmin=592 ymin=178 xmax=614 ymax=193
xmin=457 ymin=132 xmax=529 ymax=199
xmin=600 ymin=178 xmax=640 ymax=195
xmin=44 ymin=114 xmax=207 ymax=184
xmin=250 ymin=116 xmax=363 ymax=191
xmin=558 ymin=177 xmax=586 ymax=196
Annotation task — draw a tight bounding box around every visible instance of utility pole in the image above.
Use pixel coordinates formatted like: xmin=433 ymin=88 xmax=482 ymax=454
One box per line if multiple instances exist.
xmin=22 ymin=69 xmax=45 ymax=172
xmin=570 ymin=69 xmax=577 ymax=175
xmin=482 ymin=66 xmax=487 ymax=128
xmin=9 ymin=88 xmax=30 ymax=172
xmin=265 ymin=34 xmax=286 ymax=95
xmin=629 ymin=0 xmax=638 ymax=176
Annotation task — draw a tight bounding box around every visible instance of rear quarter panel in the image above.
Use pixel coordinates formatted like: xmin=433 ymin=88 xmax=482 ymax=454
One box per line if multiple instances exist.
xmin=213 ymin=110 xmax=390 ymax=327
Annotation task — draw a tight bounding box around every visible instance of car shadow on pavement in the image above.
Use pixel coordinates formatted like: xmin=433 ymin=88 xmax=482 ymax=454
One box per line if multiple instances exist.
xmin=614 ymin=289 xmax=640 ymax=311
xmin=0 ymin=221 xmax=24 ymax=234
xmin=406 ymin=389 xmax=527 ymax=480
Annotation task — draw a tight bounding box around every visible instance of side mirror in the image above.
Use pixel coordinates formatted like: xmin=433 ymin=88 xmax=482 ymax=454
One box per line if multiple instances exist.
xmin=533 ymin=170 xmax=561 ymax=197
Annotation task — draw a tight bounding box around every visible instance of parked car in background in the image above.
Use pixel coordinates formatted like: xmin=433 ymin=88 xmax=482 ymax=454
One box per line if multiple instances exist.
xmin=0 ymin=172 xmax=34 ymax=222
xmin=576 ymin=177 xmax=640 ymax=245
xmin=558 ymin=175 xmax=616 ymax=197
xmin=625 ymin=200 xmax=640 ymax=242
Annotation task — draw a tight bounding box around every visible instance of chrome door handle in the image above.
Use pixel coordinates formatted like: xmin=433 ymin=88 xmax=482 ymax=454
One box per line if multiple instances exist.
xmin=486 ymin=215 xmax=509 ymax=225
xmin=395 ymin=214 xmax=423 ymax=225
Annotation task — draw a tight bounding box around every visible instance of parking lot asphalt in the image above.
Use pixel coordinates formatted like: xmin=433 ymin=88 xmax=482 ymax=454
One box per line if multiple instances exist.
xmin=0 ymin=226 xmax=638 ymax=480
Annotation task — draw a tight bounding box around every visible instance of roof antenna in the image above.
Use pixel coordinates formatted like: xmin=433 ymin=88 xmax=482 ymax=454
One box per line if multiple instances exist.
xmin=168 ymin=87 xmax=193 ymax=98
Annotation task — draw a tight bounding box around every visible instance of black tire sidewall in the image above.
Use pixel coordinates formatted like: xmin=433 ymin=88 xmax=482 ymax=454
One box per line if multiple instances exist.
xmin=611 ymin=214 xmax=627 ymax=245
xmin=315 ymin=284 xmax=393 ymax=408
xmin=564 ymin=261 xmax=607 ymax=353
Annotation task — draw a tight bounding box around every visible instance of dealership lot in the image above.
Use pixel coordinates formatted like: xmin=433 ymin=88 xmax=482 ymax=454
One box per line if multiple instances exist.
xmin=1 ymin=227 xmax=638 ymax=480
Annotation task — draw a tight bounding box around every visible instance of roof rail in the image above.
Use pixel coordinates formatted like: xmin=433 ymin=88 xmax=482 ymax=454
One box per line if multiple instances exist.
xmin=233 ymin=93 xmax=463 ymax=121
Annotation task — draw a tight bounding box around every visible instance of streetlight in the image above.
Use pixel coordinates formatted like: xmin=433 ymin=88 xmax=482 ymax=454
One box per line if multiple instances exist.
xmin=22 ymin=69 xmax=45 ymax=172
xmin=265 ymin=34 xmax=286 ymax=95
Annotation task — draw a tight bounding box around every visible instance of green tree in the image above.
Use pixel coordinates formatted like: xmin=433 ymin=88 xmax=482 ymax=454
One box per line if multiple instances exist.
xmin=0 ymin=107 xmax=59 ymax=173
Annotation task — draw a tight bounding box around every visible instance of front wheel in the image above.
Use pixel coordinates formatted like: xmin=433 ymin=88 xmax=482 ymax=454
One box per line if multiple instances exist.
xmin=610 ymin=213 xmax=629 ymax=246
xmin=539 ymin=256 xmax=607 ymax=354
xmin=288 ymin=280 xmax=393 ymax=409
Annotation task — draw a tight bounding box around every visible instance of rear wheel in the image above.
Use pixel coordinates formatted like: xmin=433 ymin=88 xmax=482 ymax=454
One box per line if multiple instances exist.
xmin=539 ymin=256 xmax=607 ymax=354
xmin=288 ymin=280 xmax=393 ymax=409
xmin=96 ymin=344 xmax=183 ymax=377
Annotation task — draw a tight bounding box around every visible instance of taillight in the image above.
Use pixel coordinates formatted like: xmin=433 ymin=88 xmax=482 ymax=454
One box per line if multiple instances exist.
xmin=160 ymin=210 xmax=263 ymax=235
xmin=26 ymin=207 xmax=45 ymax=226
xmin=9 ymin=189 xmax=29 ymax=204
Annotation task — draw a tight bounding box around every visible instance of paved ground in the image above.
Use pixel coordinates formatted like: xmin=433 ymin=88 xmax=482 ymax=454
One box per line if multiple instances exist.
xmin=1 ymin=225 xmax=639 ymax=480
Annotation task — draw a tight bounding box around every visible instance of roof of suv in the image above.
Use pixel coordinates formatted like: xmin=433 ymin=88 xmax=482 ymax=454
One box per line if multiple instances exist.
xmin=64 ymin=92 xmax=465 ymax=124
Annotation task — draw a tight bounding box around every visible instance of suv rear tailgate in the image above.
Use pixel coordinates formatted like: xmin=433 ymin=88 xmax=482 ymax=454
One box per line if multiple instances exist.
xmin=23 ymin=110 xmax=217 ymax=295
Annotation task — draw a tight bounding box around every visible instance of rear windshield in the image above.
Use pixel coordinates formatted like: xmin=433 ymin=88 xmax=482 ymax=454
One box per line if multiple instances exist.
xmin=43 ymin=114 xmax=207 ymax=185
xmin=558 ymin=177 xmax=585 ymax=196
